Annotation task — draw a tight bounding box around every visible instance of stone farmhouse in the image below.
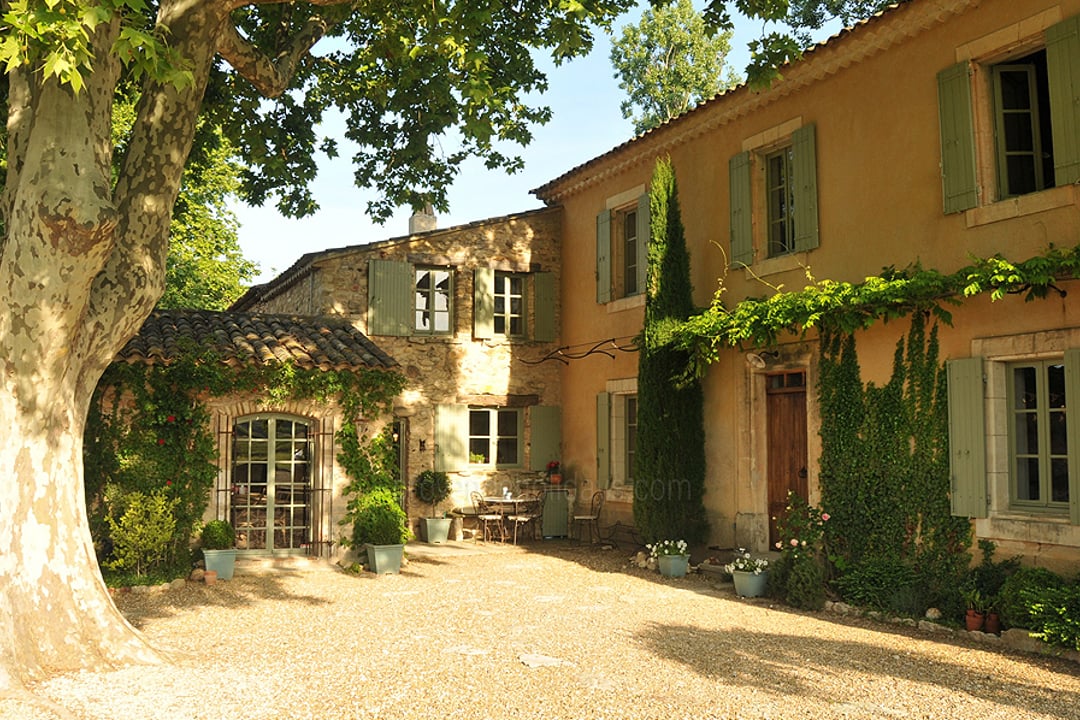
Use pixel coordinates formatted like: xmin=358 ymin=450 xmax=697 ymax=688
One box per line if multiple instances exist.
xmin=118 ymin=0 xmax=1080 ymax=571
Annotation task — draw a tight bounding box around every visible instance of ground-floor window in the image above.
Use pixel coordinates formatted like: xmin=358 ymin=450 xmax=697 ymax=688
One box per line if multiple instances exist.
xmin=468 ymin=408 xmax=521 ymax=466
xmin=231 ymin=415 xmax=313 ymax=552
xmin=1008 ymin=359 xmax=1070 ymax=509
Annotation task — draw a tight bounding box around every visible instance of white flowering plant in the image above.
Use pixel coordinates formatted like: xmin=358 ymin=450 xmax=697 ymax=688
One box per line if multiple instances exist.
xmin=724 ymin=548 xmax=769 ymax=575
xmin=647 ymin=539 xmax=688 ymax=559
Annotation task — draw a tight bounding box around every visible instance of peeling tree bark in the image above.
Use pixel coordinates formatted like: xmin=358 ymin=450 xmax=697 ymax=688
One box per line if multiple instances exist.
xmin=0 ymin=0 xmax=237 ymax=704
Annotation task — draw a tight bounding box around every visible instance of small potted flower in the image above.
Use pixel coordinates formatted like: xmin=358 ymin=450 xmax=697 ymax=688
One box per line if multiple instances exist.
xmin=725 ymin=548 xmax=770 ymax=597
xmin=647 ymin=539 xmax=690 ymax=578
xmin=546 ymin=460 xmax=562 ymax=485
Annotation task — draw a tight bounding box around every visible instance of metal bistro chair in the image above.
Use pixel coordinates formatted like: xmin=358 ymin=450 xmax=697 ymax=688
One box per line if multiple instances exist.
xmin=573 ymin=490 xmax=605 ymax=544
xmin=507 ymin=492 xmax=543 ymax=545
xmin=470 ymin=491 xmax=506 ymax=543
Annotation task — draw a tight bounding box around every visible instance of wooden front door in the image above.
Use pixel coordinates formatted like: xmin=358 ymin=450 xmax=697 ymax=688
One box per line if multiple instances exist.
xmin=766 ymin=372 xmax=808 ymax=547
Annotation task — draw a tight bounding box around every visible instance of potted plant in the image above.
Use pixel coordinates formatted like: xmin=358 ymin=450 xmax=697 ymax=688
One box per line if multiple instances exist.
xmin=725 ymin=548 xmax=770 ymax=597
xmin=351 ymin=488 xmax=412 ymax=573
xmin=546 ymin=460 xmax=562 ymax=485
xmin=648 ymin=539 xmax=690 ymax=578
xmin=200 ymin=519 xmax=236 ymax=581
xmin=963 ymin=587 xmax=987 ymax=631
xmin=413 ymin=469 xmax=452 ymax=544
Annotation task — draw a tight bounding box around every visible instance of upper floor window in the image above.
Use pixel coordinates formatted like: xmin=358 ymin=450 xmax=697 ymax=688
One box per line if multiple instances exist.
xmin=414 ymin=267 xmax=452 ymax=335
xmin=937 ymin=15 xmax=1080 ymax=214
xmin=729 ymin=122 xmax=819 ymax=268
xmin=493 ymin=272 xmax=525 ymax=337
xmin=595 ymin=192 xmax=649 ymax=303
xmin=472 ymin=268 xmax=555 ymax=342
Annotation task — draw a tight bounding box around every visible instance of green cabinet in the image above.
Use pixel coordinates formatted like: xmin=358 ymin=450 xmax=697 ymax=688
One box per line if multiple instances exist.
xmin=542 ymin=489 xmax=569 ymax=538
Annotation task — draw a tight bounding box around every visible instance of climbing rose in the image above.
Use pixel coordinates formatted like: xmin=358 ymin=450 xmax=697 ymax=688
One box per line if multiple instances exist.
xmin=821 ymin=513 xmax=830 ymax=521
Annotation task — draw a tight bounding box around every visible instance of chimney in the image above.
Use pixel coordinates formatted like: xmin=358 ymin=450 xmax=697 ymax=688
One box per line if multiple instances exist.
xmin=409 ymin=203 xmax=437 ymax=234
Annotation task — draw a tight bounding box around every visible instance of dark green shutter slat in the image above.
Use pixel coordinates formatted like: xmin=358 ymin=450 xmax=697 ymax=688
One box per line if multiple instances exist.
xmin=947 ymin=357 xmax=987 ymax=518
xmin=1065 ymin=349 xmax=1080 ymax=525
xmin=596 ymin=210 xmax=612 ymax=303
xmin=729 ymin=151 xmax=753 ymax=267
xmin=473 ymin=267 xmax=495 ymax=340
xmin=1047 ymin=16 xmax=1080 ymax=186
xmin=937 ymin=62 xmax=979 ymax=214
xmin=434 ymin=404 xmax=468 ymax=472
xmin=533 ymin=272 xmax=556 ymax=342
xmin=636 ymin=193 xmax=650 ymax=295
xmin=368 ymin=259 xmax=412 ymax=336
xmin=596 ymin=392 xmax=610 ymax=490
xmin=530 ymin=405 xmax=561 ymax=472
xmin=792 ymin=123 xmax=820 ymax=252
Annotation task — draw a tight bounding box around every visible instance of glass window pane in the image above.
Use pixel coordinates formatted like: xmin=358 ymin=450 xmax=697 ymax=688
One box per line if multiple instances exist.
xmin=998 ymin=69 xmax=1032 ymax=110
xmin=497 ymin=410 xmax=517 ymax=435
xmin=509 ymin=317 xmax=523 ymax=335
xmin=1048 ymin=364 xmax=1066 ymax=408
xmin=496 ymin=437 xmax=518 ymax=465
xmin=1016 ymin=457 xmax=1040 ymax=501
xmin=1051 ymin=458 xmax=1070 ymax=503
xmin=251 ymin=419 xmax=269 ymax=438
xmin=1015 ymin=412 xmax=1039 ymax=455
xmin=469 ymin=411 xmax=490 ymax=435
xmin=469 ymin=439 xmax=488 ymax=463
xmin=1050 ymin=411 xmax=1067 ymax=456
xmin=1013 ymin=367 xmax=1037 ymax=409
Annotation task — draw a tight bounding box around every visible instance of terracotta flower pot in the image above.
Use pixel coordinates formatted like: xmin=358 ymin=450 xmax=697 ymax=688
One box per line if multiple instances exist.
xmin=204 ymin=570 xmax=218 ymax=585
xmin=983 ymin=612 xmax=1001 ymax=634
xmin=965 ymin=609 xmax=984 ymax=631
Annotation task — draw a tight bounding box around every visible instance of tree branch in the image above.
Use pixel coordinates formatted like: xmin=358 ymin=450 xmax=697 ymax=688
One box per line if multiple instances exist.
xmin=217 ymin=7 xmax=341 ymax=98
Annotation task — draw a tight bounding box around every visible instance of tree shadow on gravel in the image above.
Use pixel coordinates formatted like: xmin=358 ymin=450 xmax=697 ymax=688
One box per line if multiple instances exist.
xmin=115 ymin=572 xmax=330 ymax=628
xmin=636 ymin=622 xmax=1080 ymax=719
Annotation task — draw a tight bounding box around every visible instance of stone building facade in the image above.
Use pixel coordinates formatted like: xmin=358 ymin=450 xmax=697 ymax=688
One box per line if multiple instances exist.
xmin=232 ymin=208 xmax=564 ymax=528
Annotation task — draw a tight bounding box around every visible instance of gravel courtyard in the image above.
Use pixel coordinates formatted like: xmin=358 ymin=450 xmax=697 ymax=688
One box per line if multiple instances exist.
xmin=22 ymin=541 xmax=1080 ymax=719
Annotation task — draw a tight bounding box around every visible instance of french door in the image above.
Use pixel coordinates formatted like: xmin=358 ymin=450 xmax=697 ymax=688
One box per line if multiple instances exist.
xmin=231 ymin=416 xmax=313 ymax=552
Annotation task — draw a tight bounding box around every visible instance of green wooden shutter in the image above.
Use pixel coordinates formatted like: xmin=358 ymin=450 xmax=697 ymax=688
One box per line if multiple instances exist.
xmin=596 ymin=210 xmax=612 ymax=303
xmin=533 ymin=272 xmax=556 ymax=342
xmin=729 ymin=151 xmax=753 ymax=267
xmin=937 ymin=62 xmax=979 ymax=214
xmin=635 ymin=193 xmax=650 ymax=294
xmin=1064 ymin=349 xmax=1080 ymax=524
xmin=1047 ymin=15 xmax=1080 ymax=186
xmin=529 ymin=405 xmax=561 ymax=471
xmin=473 ymin=267 xmax=495 ymax=340
xmin=947 ymin=357 xmax=987 ymax=518
xmin=368 ymin=259 xmax=413 ymax=336
xmin=596 ymin=392 xmax=610 ymax=489
xmin=434 ymin=404 xmax=469 ymax=472
xmin=792 ymin=123 xmax=820 ymax=252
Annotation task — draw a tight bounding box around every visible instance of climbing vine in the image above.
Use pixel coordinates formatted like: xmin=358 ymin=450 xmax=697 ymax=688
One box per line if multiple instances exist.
xmin=86 ymin=351 xmax=404 ymax=584
xmin=819 ymin=315 xmax=972 ymax=615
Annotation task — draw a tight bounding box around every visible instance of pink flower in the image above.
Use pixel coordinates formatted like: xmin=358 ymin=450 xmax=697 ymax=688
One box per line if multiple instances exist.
xmin=789 ymin=538 xmax=799 ymax=547
xmin=821 ymin=513 xmax=830 ymax=521
xmin=774 ymin=542 xmax=782 ymax=549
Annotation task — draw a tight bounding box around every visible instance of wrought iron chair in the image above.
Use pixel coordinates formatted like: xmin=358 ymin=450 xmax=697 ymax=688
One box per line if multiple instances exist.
xmin=573 ymin=490 xmax=605 ymax=544
xmin=507 ymin=492 xmax=543 ymax=545
xmin=470 ymin=491 xmax=506 ymax=542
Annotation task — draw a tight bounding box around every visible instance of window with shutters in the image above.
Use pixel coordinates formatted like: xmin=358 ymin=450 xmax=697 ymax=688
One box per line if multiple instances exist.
xmin=468 ymin=408 xmax=521 ymax=467
xmin=493 ymin=272 xmax=526 ymax=337
xmin=598 ymin=379 xmax=638 ymax=490
xmin=472 ymin=269 xmax=555 ymax=342
xmin=1007 ymin=360 xmax=1070 ymax=510
xmin=595 ymin=189 xmax=649 ymax=305
xmin=937 ymin=14 xmax=1080 ymax=214
xmin=368 ymin=259 xmax=456 ymax=338
xmin=729 ymin=122 xmax=819 ymax=269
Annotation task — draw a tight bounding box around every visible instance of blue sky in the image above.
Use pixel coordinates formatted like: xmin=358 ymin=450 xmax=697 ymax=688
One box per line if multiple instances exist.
xmin=231 ymin=4 xmax=792 ymax=283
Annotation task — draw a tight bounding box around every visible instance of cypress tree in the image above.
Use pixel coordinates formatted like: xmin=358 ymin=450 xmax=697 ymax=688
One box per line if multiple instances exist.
xmin=633 ymin=157 xmax=708 ymax=544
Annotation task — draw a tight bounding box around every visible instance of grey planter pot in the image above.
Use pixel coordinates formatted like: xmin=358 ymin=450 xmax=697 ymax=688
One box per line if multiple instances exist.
xmin=366 ymin=543 xmax=404 ymax=574
xmin=421 ymin=517 xmax=452 ymax=544
xmin=203 ymin=548 xmax=237 ymax=581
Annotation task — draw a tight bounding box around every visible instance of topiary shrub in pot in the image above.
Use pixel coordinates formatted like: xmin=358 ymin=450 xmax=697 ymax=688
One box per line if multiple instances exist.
xmin=351 ymin=488 xmax=412 ymax=573
xmin=200 ymin=519 xmax=237 ymax=580
xmin=413 ymin=469 xmax=452 ymax=544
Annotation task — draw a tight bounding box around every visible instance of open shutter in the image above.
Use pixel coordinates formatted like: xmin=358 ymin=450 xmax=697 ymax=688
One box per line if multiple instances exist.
xmin=368 ymin=259 xmax=413 ymax=336
xmin=937 ymin=62 xmax=979 ymax=214
xmin=530 ymin=405 xmax=561 ymax=471
xmin=533 ymin=272 xmax=556 ymax=342
xmin=434 ymin=404 xmax=468 ymax=472
xmin=1047 ymin=15 xmax=1080 ymax=186
xmin=596 ymin=392 xmax=610 ymax=489
xmin=596 ymin=210 xmax=611 ymax=303
xmin=792 ymin=123 xmax=820 ymax=252
xmin=947 ymin=357 xmax=987 ymax=518
xmin=1065 ymin=349 xmax=1080 ymax=524
xmin=729 ymin=151 xmax=753 ymax=267
xmin=635 ymin=193 xmax=650 ymax=294
xmin=473 ymin=267 xmax=495 ymax=340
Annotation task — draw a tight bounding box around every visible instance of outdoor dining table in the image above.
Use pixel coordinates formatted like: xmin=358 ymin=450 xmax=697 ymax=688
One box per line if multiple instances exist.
xmin=483 ymin=496 xmax=537 ymax=543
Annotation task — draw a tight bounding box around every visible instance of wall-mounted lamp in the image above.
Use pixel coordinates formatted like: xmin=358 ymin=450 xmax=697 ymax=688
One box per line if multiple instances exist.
xmin=419 ymin=439 xmax=426 ymax=451
xmin=745 ymin=350 xmax=780 ymax=369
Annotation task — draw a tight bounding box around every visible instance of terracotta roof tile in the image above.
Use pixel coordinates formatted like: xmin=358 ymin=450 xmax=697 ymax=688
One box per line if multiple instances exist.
xmin=118 ymin=309 xmax=397 ymax=371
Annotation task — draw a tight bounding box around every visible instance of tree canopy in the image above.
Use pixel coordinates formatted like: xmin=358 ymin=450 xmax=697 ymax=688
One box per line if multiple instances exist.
xmin=611 ymin=0 xmax=739 ymax=134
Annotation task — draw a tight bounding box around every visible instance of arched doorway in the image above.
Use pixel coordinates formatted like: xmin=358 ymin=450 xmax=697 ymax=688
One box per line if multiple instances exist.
xmin=230 ymin=415 xmax=313 ymax=553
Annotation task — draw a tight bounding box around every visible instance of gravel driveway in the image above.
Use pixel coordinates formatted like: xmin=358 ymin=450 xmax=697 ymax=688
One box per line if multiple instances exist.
xmin=22 ymin=541 xmax=1080 ymax=719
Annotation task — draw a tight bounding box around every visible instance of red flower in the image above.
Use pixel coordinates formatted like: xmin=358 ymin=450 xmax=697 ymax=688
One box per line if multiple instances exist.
xmin=157 ymin=438 xmax=165 ymax=445
xmin=166 ymin=480 xmax=172 ymax=486
xmin=166 ymin=415 xmax=176 ymax=423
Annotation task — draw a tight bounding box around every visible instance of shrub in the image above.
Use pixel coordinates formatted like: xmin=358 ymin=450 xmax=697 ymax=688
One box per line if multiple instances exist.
xmin=200 ymin=519 xmax=236 ymax=550
xmin=413 ymin=470 xmax=452 ymax=517
xmin=998 ymin=566 xmax=1066 ymax=630
xmin=350 ymin=488 xmax=412 ymax=546
xmin=104 ymin=490 xmax=178 ymax=576
xmin=786 ymin=555 xmax=827 ymax=610
xmin=1029 ymin=584 xmax=1080 ymax=651
xmin=834 ymin=556 xmax=920 ymax=613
